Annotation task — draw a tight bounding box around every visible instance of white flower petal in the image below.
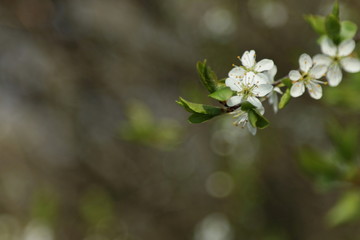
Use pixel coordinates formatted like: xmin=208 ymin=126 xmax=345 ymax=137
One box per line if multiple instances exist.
xmin=326 ymin=63 xmax=343 ymax=87
xmin=338 ymin=39 xmax=356 ymax=57
xmin=268 ymin=65 xmax=277 ymax=79
xmin=253 ymin=84 xmax=273 ymax=97
xmin=254 ymin=59 xmax=274 ymax=72
xmin=247 ymin=96 xmax=263 ymax=108
xmin=241 ymin=50 xmax=256 ymax=69
xmin=274 ymin=86 xmax=283 ymax=94
xmin=233 ymin=112 xmax=247 ymax=126
xmin=268 ymin=92 xmax=279 ymax=113
xmin=290 ymin=81 xmax=305 ymax=97
xmin=299 ymin=53 xmax=313 ymax=73
xmin=340 ymin=57 xmax=360 ymax=73
xmin=320 ymin=37 xmax=337 ymax=57
xmin=289 ymin=70 xmax=301 ymax=81
xmin=247 ymin=122 xmax=257 ymax=135
xmin=268 ymin=93 xmax=275 ymax=104
xmin=228 ymin=67 xmax=245 ymax=79
xmin=226 ymin=96 xmax=242 ymax=107
xmin=309 ymin=64 xmax=327 ymax=79
xmin=243 ymin=71 xmax=256 ymax=85
xmin=306 ymin=82 xmax=322 ymax=100
xmin=257 ymin=105 xmax=265 ymax=115
xmin=254 ymin=73 xmax=269 ymax=85
xmin=313 ymin=54 xmax=332 ymax=67
xmin=225 ymin=78 xmax=242 ymax=92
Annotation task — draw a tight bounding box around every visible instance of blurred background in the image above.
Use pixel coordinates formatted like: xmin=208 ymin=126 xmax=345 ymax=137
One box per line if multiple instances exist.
xmin=1 ymin=0 xmax=360 ymax=239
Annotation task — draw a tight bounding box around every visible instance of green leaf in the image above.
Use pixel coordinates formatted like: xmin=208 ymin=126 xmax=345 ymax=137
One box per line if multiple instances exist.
xmin=188 ymin=113 xmax=216 ymax=123
xmin=239 ymin=101 xmax=269 ymax=129
xmin=248 ymin=109 xmax=270 ymax=129
xmin=240 ymin=101 xmax=256 ymax=111
xmin=305 ymin=15 xmax=326 ymax=35
xmin=253 ymin=110 xmax=270 ymax=129
xmin=176 ymin=98 xmax=194 ymax=113
xmin=176 ymin=97 xmax=224 ymax=125
xmin=208 ymin=87 xmax=234 ymax=101
xmin=197 ymin=60 xmax=219 ymax=93
xmin=325 ymin=14 xmax=341 ymax=44
xmin=327 ymin=191 xmax=360 ymax=227
xmin=248 ymin=110 xmax=258 ymax=128
xmin=278 ymin=88 xmax=291 ymax=109
xmin=340 ymin=20 xmax=358 ymax=40
xmin=332 ymin=0 xmax=340 ymax=19
xmin=176 ymin=97 xmax=223 ymax=115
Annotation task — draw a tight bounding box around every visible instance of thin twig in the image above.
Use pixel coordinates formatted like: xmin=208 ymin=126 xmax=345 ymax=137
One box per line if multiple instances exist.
xmin=272 ymin=76 xmax=289 ymax=86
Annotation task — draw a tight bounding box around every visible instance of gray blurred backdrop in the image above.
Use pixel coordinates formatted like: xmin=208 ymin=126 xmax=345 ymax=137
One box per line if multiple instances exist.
xmin=0 ymin=0 xmax=360 ymax=239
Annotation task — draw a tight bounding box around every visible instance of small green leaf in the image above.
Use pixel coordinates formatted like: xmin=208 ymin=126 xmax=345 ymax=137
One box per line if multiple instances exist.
xmin=305 ymin=15 xmax=326 ymax=35
xmin=240 ymin=101 xmax=256 ymax=111
xmin=278 ymin=88 xmax=291 ymax=109
xmin=188 ymin=113 xmax=216 ymax=123
xmin=197 ymin=60 xmax=219 ymax=93
xmin=248 ymin=109 xmax=270 ymax=129
xmin=253 ymin=110 xmax=270 ymax=129
xmin=248 ymin=110 xmax=258 ymax=128
xmin=327 ymin=191 xmax=360 ymax=227
xmin=177 ymin=97 xmax=225 ymax=124
xmin=176 ymin=97 xmax=223 ymax=115
xmin=340 ymin=20 xmax=358 ymax=40
xmin=332 ymin=0 xmax=340 ymax=18
xmin=208 ymin=87 xmax=234 ymax=101
xmin=176 ymin=98 xmax=194 ymax=113
xmin=238 ymin=101 xmax=269 ymax=129
xmin=325 ymin=14 xmax=341 ymax=44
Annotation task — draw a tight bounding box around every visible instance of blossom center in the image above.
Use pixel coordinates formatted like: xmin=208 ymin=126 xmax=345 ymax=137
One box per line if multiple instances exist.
xmin=239 ymin=84 xmax=256 ymax=97
xmin=300 ymin=72 xmax=314 ymax=84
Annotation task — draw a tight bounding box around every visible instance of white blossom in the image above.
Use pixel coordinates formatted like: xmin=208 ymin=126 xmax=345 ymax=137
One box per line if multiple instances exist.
xmin=226 ymin=71 xmax=273 ymax=109
xmin=289 ymin=53 xmax=327 ymax=99
xmin=265 ymin=65 xmax=282 ymax=113
xmin=231 ymin=105 xmax=265 ymax=135
xmin=313 ymin=37 xmax=360 ymax=86
xmin=229 ymin=50 xmax=275 ymax=84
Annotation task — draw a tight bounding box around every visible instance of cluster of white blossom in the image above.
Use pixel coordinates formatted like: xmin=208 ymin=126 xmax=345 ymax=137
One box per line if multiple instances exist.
xmin=225 ymin=50 xmax=275 ymax=135
xmin=225 ymin=37 xmax=360 ymax=135
xmin=289 ymin=37 xmax=360 ymax=99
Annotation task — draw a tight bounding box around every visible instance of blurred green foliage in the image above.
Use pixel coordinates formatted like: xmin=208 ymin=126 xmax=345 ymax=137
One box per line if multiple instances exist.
xmin=324 ymin=72 xmax=360 ymax=111
xmin=298 ymin=120 xmax=360 ymax=188
xmin=80 ymin=187 xmax=115 ymax=233
xmin=1 ymin=0 xmax=360 ymax=239
xmin=327 ymin=191 xmax=360 ymax=226
xmin=120 ymin=100 xmax=182 ymax=149
xmin=298 ymin=73 xmax=360 ymax=228
xmin=31 ymin=188 xmax=59 ymax=226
